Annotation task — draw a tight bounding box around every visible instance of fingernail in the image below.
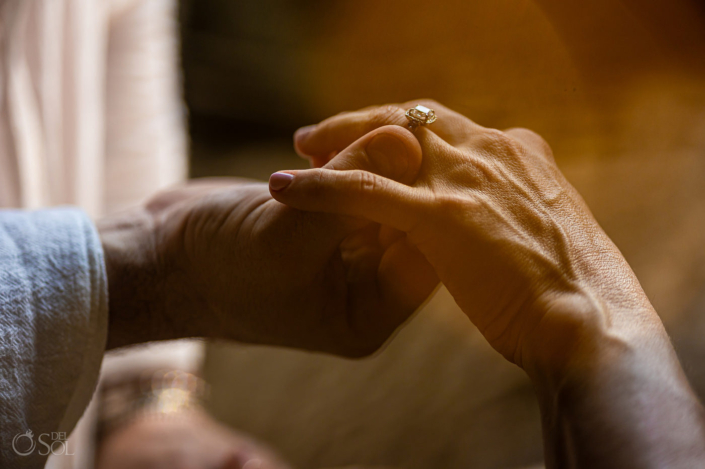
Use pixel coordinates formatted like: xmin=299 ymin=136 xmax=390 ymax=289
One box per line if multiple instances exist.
xmin=366 ymin=133 xmax=409 ymax=178
xmin=294 ymin=125 xmax=316 ymax=143
xmin=269 ymin=172 xmax=294 ymax=191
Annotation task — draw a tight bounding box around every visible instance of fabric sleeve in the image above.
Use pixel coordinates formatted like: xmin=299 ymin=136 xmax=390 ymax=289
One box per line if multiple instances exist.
xmin=0 ymin=208 xmax=108 ymax=467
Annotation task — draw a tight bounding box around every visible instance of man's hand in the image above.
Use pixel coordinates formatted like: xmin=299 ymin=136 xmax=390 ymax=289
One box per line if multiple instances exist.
xmin=98 ymin=126 xmax=438 ymax=356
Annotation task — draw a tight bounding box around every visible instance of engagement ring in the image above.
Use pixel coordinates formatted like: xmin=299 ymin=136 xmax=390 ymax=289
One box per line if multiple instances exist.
xmin=405 ymin=104 xmax=437 ymax=131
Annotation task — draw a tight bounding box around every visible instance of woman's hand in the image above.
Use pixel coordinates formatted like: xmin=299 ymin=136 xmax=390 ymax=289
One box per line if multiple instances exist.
xmin=271 ymin=101 xmax=705 ymax=468
xmin=99 ymin=126 xmax=438 ymax=357
xmin=270 ymin=100 xmax=661 ymax=372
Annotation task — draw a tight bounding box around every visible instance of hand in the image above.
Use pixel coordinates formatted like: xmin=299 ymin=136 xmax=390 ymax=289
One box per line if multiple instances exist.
xmin=274 ymin=104 xmax=705 ymax=469
xmin=96 ymin=407 xmax=290 ymax=469
xmin=270 ymin=100 xmax=662 ymax=371
xmin=99 ymin=126 xmax=438 ymax=357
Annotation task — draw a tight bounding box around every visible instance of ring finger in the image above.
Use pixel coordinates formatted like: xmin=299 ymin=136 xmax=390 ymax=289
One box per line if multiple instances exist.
xmin=295 ymin=100 xmax=480 ymax=164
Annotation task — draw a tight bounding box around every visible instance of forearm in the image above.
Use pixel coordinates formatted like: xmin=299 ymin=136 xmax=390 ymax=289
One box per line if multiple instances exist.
xmin=527 ymin=300 xmax=705 ymax=468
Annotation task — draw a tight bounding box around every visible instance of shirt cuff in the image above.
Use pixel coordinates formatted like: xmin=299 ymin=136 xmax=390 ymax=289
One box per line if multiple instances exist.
xmin=0 ymin=208 xmax=108 ymax=466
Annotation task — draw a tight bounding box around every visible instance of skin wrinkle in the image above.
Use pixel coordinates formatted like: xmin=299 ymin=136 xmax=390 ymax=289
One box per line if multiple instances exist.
xmin=369 ymin=105 xmax=406 ymax=131
xmin=184 ymin=193 xmax=264 ymax=334
xmin=478 ymin=284 xmax=533 ymax=360
xmin=210 ymin=190 xmax=260 ymax=241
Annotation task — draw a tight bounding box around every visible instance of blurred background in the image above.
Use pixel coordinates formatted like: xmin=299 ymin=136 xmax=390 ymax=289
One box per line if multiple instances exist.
xmin=170 ymin=0 xmax=705 ymax=468
xmin=4 ymin=0 xmax=701 ymax=467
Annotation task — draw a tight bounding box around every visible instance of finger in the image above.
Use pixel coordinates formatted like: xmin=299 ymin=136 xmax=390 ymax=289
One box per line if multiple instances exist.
xmin=269 ymin=168 xmax=425 ymax=233
xmin=377 ymin=237 xmax=439 ymax=319
xmin=321 ymin=125 xmax=422 ymax=185
xmin=504 ymin=127 xmax=555 ymax=163
xmin=293 ymin=106 xmax=406 ymax=161
xmin=295 ymin=100 xmax=478 ymax=162
xmin=263 ymin=127 xmax=423 ymax=267
xmin=339 ymin=223 xmax=385 ymax=283
xmin=347 ymin=237 xmax=439 ymax=348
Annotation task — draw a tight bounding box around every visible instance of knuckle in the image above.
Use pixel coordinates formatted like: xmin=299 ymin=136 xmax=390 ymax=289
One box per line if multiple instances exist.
xmin=414 ymin=98 xmax=441 ymax=109
xmin=473 ymin=129 xmax=522 ymax=158
xmin=351 ymin=170 xmax=383 ymax=195
xmin=320 ymin=109 xmax=355 ymax=128
xmin=368 ymin=105 xmax=405 ymax=130
xmin=301 ymin=168 xmax=328 ymax=199
xmin=485 ymin=128 xmax=514 ymax=146
xmin=506 ymin=127 xmax=554 ymax=159
xmin=431 ymin=193 xmax=480 ymax=214
xmin=313 ymin=168 xmax=326 ymax=186
xmin=506 ymin=126 xmax=541 ymax=141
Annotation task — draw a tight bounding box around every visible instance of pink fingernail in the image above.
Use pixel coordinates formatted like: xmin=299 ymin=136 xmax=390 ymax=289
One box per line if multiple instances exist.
xmin=269 ymin=172 xmax=294 ymax=191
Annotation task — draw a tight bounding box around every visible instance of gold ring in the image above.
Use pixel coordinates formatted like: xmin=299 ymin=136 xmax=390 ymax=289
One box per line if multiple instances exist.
xmin=405 ymin=104 xmax=437 ymax=131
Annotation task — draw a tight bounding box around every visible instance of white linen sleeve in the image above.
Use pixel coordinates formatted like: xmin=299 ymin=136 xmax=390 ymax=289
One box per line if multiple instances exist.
xmin=0 ymin=208 xmax=108 ymax=467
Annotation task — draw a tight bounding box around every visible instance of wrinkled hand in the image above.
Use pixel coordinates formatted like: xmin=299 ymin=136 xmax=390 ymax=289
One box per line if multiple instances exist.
xmin=99 ymin=126 xmax=437 ymax=356
xmin=271 ymin=100 xmax=658 ymax=370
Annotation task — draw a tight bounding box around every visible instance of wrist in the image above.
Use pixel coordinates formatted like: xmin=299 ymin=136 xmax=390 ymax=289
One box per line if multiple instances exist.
xmin=521 ymin=289 xmax=703 ymax=468
xmin=519 ymin=288 xmax=667 ymax=388
xmin=98 ymin=209 xmax=170 ymax=349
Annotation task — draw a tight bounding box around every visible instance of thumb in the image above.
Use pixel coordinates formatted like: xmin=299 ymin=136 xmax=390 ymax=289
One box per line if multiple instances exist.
xmin=320 ymin=125 xmax=422 ymax=185
xmin=269 ymin=125 xmax=425 ymax=232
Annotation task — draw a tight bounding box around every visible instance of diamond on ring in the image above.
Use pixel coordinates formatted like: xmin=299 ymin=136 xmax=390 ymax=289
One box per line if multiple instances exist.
xmin=405 ymin=105 xmax=437 ymax=130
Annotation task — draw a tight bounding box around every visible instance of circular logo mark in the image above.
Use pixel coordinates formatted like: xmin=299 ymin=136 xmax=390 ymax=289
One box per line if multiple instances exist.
xmin=12 ymin=430 xmax=36 ymax=456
